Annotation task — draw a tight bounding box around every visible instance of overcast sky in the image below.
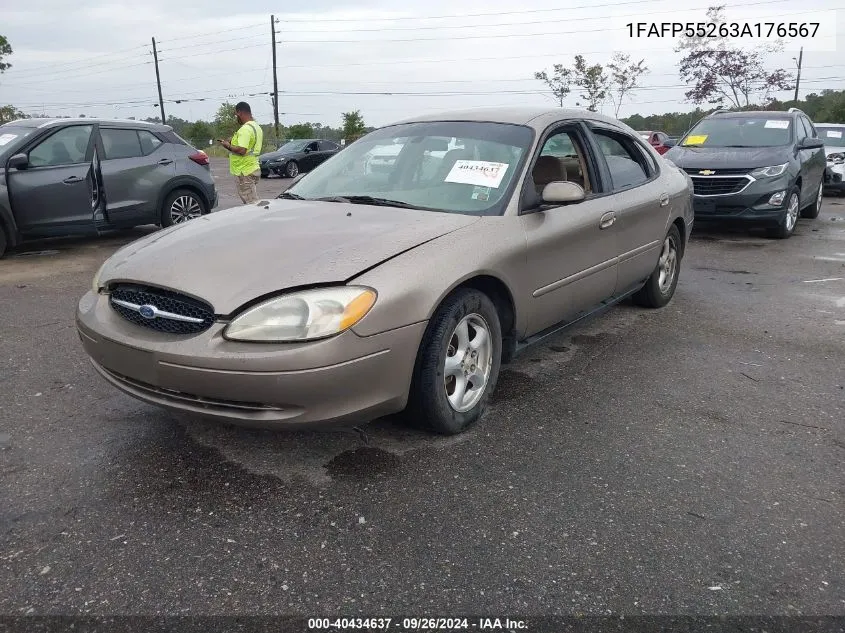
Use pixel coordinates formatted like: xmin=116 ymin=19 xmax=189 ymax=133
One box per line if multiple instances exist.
xmin=1 ymin=0 xmax=842 ymax=129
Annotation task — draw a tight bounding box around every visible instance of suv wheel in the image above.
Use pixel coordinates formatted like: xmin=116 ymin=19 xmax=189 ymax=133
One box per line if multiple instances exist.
xmin=406 ymin=288 xmax=502 ymax=435
xmin=769 ymin=188 xmax=800 ymax=239
xmin=285 ymin=161 xmax=299 ymax=178
xmin=161 ymin=189 xmax=207 ymax=227
xmin=801 ymin=181 xmax=823 ymax=219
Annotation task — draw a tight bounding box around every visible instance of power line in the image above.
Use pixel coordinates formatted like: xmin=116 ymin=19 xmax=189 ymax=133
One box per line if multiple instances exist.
xmin=156 ymin=22 xmax=265 ymax=44
xmin=1 ymin=44 xmax=150 ymax=76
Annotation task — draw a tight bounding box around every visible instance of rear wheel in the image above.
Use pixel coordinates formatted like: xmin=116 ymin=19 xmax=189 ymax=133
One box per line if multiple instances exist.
xmin=633 ymin=225 xmax=682 ymax=309
xmin=768 ymin=188 xmax=800 ymax=239
xmin=160 ymin=189 xmax=207 ymax=227
xmin=406 ymin=289 xmax=502 ymax=435
xmin=801 ymin=181 xmax=823 ymax=219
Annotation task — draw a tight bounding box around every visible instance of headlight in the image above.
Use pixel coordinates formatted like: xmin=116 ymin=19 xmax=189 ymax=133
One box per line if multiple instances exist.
xmin=224 ymin=286 xmax=377 ymax=342
xmin=750 ymin=163 xmax=788 ymax=178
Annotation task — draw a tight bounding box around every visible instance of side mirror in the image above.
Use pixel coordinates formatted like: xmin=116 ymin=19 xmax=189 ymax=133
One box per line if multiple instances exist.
xmin=542 ymin=181 xmax=586 ymax=204
xmin=800 ymin=137 xmax=824 ymax=150
xmin=8 ymin=153 xmax=28 ymax=170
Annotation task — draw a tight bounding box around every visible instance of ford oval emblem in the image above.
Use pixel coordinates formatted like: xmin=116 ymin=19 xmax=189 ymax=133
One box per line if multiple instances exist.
xmin=138 ymin=304 xmax=157 ymax=319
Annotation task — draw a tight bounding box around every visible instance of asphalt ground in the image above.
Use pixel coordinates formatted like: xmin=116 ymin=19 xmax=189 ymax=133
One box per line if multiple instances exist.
xmin=0 ymin=164 xmax=843 ymax=617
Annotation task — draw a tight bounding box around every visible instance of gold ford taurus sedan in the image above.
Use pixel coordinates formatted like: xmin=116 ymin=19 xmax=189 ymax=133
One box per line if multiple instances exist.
xmin=77 ymin=107 xmax=693 ymax=435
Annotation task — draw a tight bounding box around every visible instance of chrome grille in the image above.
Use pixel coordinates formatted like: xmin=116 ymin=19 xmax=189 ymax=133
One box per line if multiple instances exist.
xmin=109 ymin=284 xmax=215 ymax=334
xmin=689 ymin=175 xmax=752 ymax=196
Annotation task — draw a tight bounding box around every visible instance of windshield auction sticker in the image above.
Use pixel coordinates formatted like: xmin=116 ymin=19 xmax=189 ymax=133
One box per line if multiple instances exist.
xmin=445 ymin=160 xmax=509 ymax=188
xmin=0 ymin=134 xmax=18 ymax=146
xmin=764 ymin=120 xmax=791 ymax=129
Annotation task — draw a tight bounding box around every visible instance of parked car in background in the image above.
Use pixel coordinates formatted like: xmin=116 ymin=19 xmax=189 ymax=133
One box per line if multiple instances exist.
xmin=259 ymin=139 xmax=341 ymax=178
xmin=0 ymin=118 xmax=216 ymax=258
xmin=77 ymin=106 xmax=692 ymax=436
xmin=636 ymin=130 xmax=672 ymax=154
xmin=815 ymin=123 xmax=845 ymax=195
xmin=664 ymin=108 xmax=826 ymax=239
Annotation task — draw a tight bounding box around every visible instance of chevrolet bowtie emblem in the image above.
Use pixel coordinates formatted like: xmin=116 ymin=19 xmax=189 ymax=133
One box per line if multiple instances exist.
xmin=698 ymin=169 xmax=716 ymax=175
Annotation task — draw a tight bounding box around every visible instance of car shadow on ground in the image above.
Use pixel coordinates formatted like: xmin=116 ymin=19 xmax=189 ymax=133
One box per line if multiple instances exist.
xmin=7 ymin=226 xmax=160 ymax=258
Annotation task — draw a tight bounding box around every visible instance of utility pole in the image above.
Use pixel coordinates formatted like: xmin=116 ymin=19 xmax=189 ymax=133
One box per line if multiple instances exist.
xmin=151 ymin=37 xmax=166 ymax=124
xmin=271 ymin=15 xmax=280 ymax=138
xmin=793 ymin=46 xmax=803 ymax=103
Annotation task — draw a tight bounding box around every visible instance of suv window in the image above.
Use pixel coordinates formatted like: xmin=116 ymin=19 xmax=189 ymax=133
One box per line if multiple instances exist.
xmin=795 ymin=118 xmax=808 ymax=142
xmin=28 ymin=125 xmax=93 ymax=167
xmin=592 ymin=129 xmax=650 ymax=190
xmin=139 ymin=130 xmax=164 ymax=155
xmin=101 ymin=129 xmax=143 ymax=160
xmin=800 ymin=117 xmax=816 ymax=139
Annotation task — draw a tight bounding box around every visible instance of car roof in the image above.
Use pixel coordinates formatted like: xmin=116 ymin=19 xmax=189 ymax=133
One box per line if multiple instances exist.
xmin=388 ymin=106 xmax=630 ymax=132
xmin=3 ymin=117 xmax=171 ymax=131
xmin=710 ymin=110 xmax=794 ymax=118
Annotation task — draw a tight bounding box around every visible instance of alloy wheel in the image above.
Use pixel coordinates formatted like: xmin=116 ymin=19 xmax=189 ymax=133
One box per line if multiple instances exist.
xmin=443 ymin=314 xmax=493 ymax=413
xmin=785 ymin=192 xmax=800 ymax=232
xmin=170 ymin=195 xmax=202 ymax=223
xmin=657 ymin=234 xmax=678 ymax=294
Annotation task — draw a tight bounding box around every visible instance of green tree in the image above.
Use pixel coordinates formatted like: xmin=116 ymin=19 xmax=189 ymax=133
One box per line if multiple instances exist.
xmin=185 ymin=121 xmax=214 ymax=148
xmin=606 ymin=53 xmax=648 ymax=118
xmin=573 ymin=55 xmax=608 ymax=112
xmin=0 ymin=105 xmax=27 ymax=124
xmin=341 ymin=110 xmax=366 ymax=140
xmin=212 ymin=101 xmax=238 ymax=140
xmin=287 ymin=123 xmax=315 ymax=139
xmin=534 ymin=64 xmax=572 ymax=107
xmin=0 ymin=35 xmax=12 ymax=74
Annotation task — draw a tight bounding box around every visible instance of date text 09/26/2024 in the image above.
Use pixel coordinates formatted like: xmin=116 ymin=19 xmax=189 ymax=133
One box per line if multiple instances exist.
xmin=626 ymin=22 xmax=820 ymax=38
xmin=307 ymin=618 xmax=528 ymax=630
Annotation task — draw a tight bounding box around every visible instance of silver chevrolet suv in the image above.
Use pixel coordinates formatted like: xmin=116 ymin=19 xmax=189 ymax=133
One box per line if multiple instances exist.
xmin=0 ymin=117 xmax=217 ymax=258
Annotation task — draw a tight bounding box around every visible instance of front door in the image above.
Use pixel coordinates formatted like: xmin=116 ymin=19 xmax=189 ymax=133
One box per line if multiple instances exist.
xmin=7 ymin=124 xmax=98 ymax=236
xmin=520 ymin=126 xmax=618 ymax=336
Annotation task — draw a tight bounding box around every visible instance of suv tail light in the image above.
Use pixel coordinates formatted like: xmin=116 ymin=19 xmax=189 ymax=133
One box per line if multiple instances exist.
xmin=189 ymin=150 xmax=210 ymax=166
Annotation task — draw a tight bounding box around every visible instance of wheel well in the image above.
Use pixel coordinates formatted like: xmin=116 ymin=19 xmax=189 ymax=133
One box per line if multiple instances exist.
xmin=165 ymin=184 xmax=210 ymax=212
xmin=672 ymin=217 xmax=687 ymax=257
xmin=795 ymin=176 xmax=802 ymax=192
xmin=453 ymin=275 xmax=517 ymax=361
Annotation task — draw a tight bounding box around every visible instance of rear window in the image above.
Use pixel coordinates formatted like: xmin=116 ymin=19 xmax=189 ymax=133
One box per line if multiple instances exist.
xmin=163 ymin=131 xmax=192 ymax=147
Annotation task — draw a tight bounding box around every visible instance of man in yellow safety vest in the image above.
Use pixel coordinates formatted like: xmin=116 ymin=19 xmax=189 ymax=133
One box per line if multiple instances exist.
xmin=217 ymin=101 xmax=264 ymax=204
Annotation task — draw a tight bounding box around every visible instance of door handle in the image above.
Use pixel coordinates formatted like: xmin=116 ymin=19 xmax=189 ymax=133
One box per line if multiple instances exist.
xmin=158 ymin=159 xmax=173 ymax=165
xmin=600 ymin=212 xmax=616 ymax=229
xmin=62 ymin=176 xmax=83 ymax=184
xmin=659 ymin=192 xmax=669 ymax=207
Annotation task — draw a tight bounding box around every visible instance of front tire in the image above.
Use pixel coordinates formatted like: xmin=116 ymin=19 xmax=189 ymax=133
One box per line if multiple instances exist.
xmin=633 ymin=225 xmax=682 ymax=309
xmin=160 ymin=189 xmax=207 ymax=228
xmin=285 ymin=161 xmax=299 ymax=178
xmin=768 ymin=187 xmax=800 ymax=239
xmin=801 ymin=181 xmax=823 ymax=219
xmin=406 ymin=289 xmax=502 ymax=435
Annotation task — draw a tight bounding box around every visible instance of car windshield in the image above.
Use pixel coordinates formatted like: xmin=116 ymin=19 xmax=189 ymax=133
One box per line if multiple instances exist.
xmin=819 ymin=127 xmax=845 ymax=147
xmin=278 ymin=141 xmax=309 ymax=152
xmin=681 ymin=116 xmax=793 ymax=148
xmin=286 ymin=121 xmax=533 ymax=216
xmin=0 ymin=126 xmax=36 ymax=158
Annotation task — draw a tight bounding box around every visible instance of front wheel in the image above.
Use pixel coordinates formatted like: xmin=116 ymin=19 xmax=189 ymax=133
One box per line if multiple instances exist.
xmin=801 ymin=181 xmax=823 ymax=219
xmin=633 ymin=225 xmax=682 ymax=309
xmin=406 ymin=289 xmax=502 ymax=435
xmin=160 ymin=189 xmax=207 ymax=227
xmin=285 ymin=161 xmax=299 ymax=178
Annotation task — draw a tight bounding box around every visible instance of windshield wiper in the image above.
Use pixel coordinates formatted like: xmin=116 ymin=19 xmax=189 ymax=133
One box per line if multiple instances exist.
xmin=278 ymin=191 xmax=304 ymax=200
xmin=315 ymin=195 xmax=426 ymax=210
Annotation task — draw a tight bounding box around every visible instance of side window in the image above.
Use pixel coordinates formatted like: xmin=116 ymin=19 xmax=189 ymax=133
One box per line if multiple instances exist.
xmin=534 ymin=129 xmax=593 ymax=194
xmin=28 ymin=125 xmax=93 ymax=168
xmin=320 ymin=141 xmax=338 ymax=151
xmin=794 ymin=118 xmax=808 ymax=142
xmin=101 ymin=129 xmax=143 ymax=160
xmin=306 ymin=141 xmax=319 ymax=152
xmin=592 ymin=129 xmax=650 ymax=190
xmin=138 ymin=130 xmax=163 ymax=155
xmin=801 ymin=117 xmax=816 ymax=138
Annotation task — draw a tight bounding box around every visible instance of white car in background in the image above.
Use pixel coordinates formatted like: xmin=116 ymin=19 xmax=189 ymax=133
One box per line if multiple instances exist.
xmin=816 ymin=123 xmax=845 ymax=195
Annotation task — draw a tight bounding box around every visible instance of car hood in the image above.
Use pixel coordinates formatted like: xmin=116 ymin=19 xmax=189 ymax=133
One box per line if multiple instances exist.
xmin=98 ymin=200 xmax=480 ymax=314
xmin=664 ymin=145 xmax=790 ymax=170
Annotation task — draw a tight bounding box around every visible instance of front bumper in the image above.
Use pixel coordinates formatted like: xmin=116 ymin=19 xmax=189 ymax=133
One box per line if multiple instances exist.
xmin=691 ymin=175 xmax=791 ymax=224
xmin=76 ymin=291 xmax=426 ymax=428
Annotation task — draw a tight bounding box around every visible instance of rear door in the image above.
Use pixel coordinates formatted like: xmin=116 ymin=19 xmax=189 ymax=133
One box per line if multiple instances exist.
xmin=317 ymin=140 xmax=339 ymax=166
xmin=586 ymin=124 xmax=668 ymax=295
xmin=98 ymin=127 xmax=176 ymax=226
xmin=6 ymin=123 xmax=98 ymax=236
xmin=302 ymin=141 xmax=321 ymax=170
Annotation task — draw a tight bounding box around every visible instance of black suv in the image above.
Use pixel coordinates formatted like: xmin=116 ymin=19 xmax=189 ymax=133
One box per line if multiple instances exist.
xmin=664 ymin=108 xmax=826 ymax=238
